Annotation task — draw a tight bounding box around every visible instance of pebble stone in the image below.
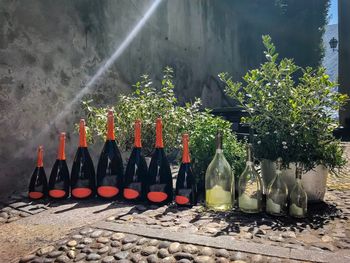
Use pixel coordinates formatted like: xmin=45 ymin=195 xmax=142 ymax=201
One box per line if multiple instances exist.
xmin=158 ymin=248 xmax=170 ymax=258
xmin=137 ymin=238 xmax=149 ymax=245
xmin=216 ymin=257 xmax=230 ymax=263
xmin=111 ymin=241 xmax=122 ymax=247
xmin=80 ymin=228 xmax=94 ymax=235
xmin=231 ymin=252 xmax=248 ymax=261
xmin=173 ymin=252 xmax=194 ymax=260
xmin=162 ymin=256 xmax=176 ymax=263
xmin=102 ymin=256 xmax=115 ymax=263
xmin=67 ymin=250 xmax=76 ymax=259
xmin=130 ymin=254 xmax=143 ymax=262
xmin=90 ymin=242 xmax=105 ymax=249
xmin=76 ymin=244 xmax=85 ymax=249
xmin=82 ymin=247 xmax=93 ymax=254
xmin=158 ymin=241 xmax=170 ymax=249
xmin=90 ymin=230 xmax=103 ymax=238
xmin=74 ymin=253 xmax=87 ymax=261
xmin=37 ymin=245 xmax=55 ymax=256
xmin=122 ymin=235 xmax=139 ymax=244
xmin=183 ymin=244 xmax=199 ymax=254
xmin=122 ymin=243 xmax=136 ymax=251
xmin=146 ymin=254 xmax=159 ymax=263
xmin=109 ymin=247 xmax=120 ymax=255
xmin=115 ymin=251 xmax=130 ymax=259
xmin=112 ymin=233 xmax=125 ymax=241
xmin=19 ymin=254 xmax=36 ymax=262
xmin=72 ymin=234 xmax=83 ymax=240
xmin=147 ymin=239 xmax=158 ymax=246
xmin=97 ymin=236 xmax=110 ymax=243
xmin=194 ymin=255 xmax=215 ymax=263
xmin=141 ymin=246 xmax=158 ymax=256
xmin=251 ymin=254 xmax=264 ymax=263
xmin=102 ymin=230 xmax=113 ymax=237
xmin=98 ymin=246 xmax=110 ymax=254
xmin=67 ymin=240 xmax=78 ymax=247
xmin=177 ymin=259 xmax=192 ymax=263
xmin=48 ymin=251 xmax=63 ymax=258
xmin=86 ymin=253 xmax=101 ymax=261
xmin=168 ymin=242 xmax=181 ymax=253
xmin=216 ymin=249 xmax=230 ymax=258
xmin=131 ymin=246 xmax=142 ymax=253
xmin=56 ymin=255 xmax=70 ymax=263
xmin=81 ymin=237 xmax=93 ymax=244
xmin=199 ymin=247 xmax=213 ymax=256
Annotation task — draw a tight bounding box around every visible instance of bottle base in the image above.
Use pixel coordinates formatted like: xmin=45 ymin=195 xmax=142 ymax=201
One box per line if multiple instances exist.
xmin=206 ymin=203 xmax=232 ymax=211
xmin=240 ymin=208 xmax=261 ymax=214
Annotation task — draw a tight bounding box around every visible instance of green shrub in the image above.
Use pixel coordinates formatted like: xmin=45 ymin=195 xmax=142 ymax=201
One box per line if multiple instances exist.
xmin=220 ymin=35 xmax=348 ymax=172
xmin=80 ymin=67 xmax=246 ymax=188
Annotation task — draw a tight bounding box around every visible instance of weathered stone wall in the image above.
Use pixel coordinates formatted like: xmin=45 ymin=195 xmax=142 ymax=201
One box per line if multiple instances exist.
xmin=0 ymin=0 xmax=243 ymax=198
xmin=0 ymin=0 xmax=328 ymax=199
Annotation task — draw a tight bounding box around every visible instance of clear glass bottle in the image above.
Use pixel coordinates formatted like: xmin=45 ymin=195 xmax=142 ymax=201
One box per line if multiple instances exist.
xmin=238 ymin=143 xmax=263 ymax=213
xmin=205 ymin=132 xmax=234 ymax=211
xmin=289 ymin=164 xmax=307 ymax=218
xmin=266 ymin=158 xmax=288 ymax=216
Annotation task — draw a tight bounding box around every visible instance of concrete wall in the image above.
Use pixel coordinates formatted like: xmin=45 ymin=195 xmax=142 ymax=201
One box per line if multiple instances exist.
xmin=0 ymin=0 xmax=327 ymax=199
xmin=0 ymin=0 xmax=244 ymax=199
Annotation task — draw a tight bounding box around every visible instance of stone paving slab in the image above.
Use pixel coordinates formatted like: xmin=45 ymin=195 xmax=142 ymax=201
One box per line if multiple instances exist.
xmin=94 ymin=221 xmax=350 ymax=263
xmin=19 ymin=225 xmax=308 ymax=263
xmin=106 ymin=190 xmax=350 ymax=254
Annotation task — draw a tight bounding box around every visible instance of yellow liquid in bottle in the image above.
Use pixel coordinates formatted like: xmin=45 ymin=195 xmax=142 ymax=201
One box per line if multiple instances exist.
xmin=206 ymin=185 xmax=232 ymax=211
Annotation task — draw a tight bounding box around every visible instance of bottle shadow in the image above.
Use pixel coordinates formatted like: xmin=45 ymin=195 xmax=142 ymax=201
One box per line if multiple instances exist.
xmin=188 ymin=201 xmax=345 ymax=237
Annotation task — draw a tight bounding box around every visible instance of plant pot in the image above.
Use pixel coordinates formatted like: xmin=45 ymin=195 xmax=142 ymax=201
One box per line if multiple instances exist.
xmin=261 ymin=159 xmax=328 ymax=202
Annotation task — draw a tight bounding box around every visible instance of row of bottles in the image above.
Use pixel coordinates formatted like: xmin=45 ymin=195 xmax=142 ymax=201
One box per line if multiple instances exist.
xmin=29 ymin=112 xmax=196 ymax=206
xmin=29 ymin=110 xmax=306 ymax=217
xmin=205 ymin=134 xmax=308 ymax=218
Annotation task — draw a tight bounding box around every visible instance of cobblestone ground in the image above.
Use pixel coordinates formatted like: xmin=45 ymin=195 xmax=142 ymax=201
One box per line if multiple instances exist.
xmin=19 ymin=228 xmax=306 ymax=263
xmin=7 ymin=143 xmax=350 ymax=262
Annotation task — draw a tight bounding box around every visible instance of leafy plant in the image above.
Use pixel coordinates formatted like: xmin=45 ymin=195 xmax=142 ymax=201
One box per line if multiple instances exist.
xmin=80 ymin=67 xmax=246 ymax=184
xmin=219 ymin=35 xmax=348 ymax=172
xmin=81 ymin=67 xmax=201 ymax=157
xmin=190 ymin=110 xmax=246 ymax=187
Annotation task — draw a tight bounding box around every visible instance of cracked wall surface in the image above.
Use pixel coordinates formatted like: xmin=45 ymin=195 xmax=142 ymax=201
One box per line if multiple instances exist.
xmin=0 ymin=0 xmax=327 ymax=198
xmin=0 ymin=0 xmax=243 ymax=198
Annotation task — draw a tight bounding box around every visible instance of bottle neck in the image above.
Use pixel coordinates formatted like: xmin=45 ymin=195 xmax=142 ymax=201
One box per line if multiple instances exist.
xmin=182 ymin=134 xmax=190 ymax=163
xmin=79 ymin=119 xmax=87 ymax=147
xmin=216 ymin=132 xmax=223 ymax=152
xmin=37 ymin=146 xmax=44 ymax=167
xmin=134 ymin=120 xmax=142 ymax=148
xmin=57 ymin=133 xmax=66 ymax=160
xmin=107 ymin=111 xmax=115 ymax=140
xmin=295 ymin=167 xmax=303 ymax=180
xmin=155 ymin=118 xmax=164 ymax=148
xmin=246 ymin=143 xmax=253 ymax=165
xmin=215 ymin=149 xmax=223 ymax=154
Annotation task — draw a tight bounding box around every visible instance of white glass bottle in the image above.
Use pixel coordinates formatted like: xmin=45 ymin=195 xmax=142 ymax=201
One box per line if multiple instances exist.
xmin=266 ymin=158 xmax=288 ymax=216
xmin=238 ymin=144 xmax=263 ymax=213
xmin=205 ymin=132 xmax=234 ymax=211
xmin=289 ymin=165 xmax=307 ymax=218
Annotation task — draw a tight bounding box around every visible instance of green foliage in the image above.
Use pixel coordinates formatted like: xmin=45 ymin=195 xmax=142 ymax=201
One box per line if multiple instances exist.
xmin=81 ymin=67 xmax=246 ymax=181
xmin=219 ymin=35 xmax=348 ymax=172
xmin=190 ymin=110 xmax=246 ymax=183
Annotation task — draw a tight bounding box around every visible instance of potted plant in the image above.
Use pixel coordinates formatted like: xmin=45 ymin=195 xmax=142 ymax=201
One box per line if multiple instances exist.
xmin=80 ymin=67 xmax=246 ymax=198
xmin=219 ymin=35 xmax=348 ymax=201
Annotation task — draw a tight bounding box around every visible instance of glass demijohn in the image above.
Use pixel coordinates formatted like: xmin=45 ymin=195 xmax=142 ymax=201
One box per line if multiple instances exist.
xmin=238 ymin=143 xmax=263 ymax=213
xmin=289 ymin=165 xmax=307 ymax=218
xmin=205 ymin=132 xmax=234 ymax=211
xmin=266 ymin=158 xmax=288 ymax=216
